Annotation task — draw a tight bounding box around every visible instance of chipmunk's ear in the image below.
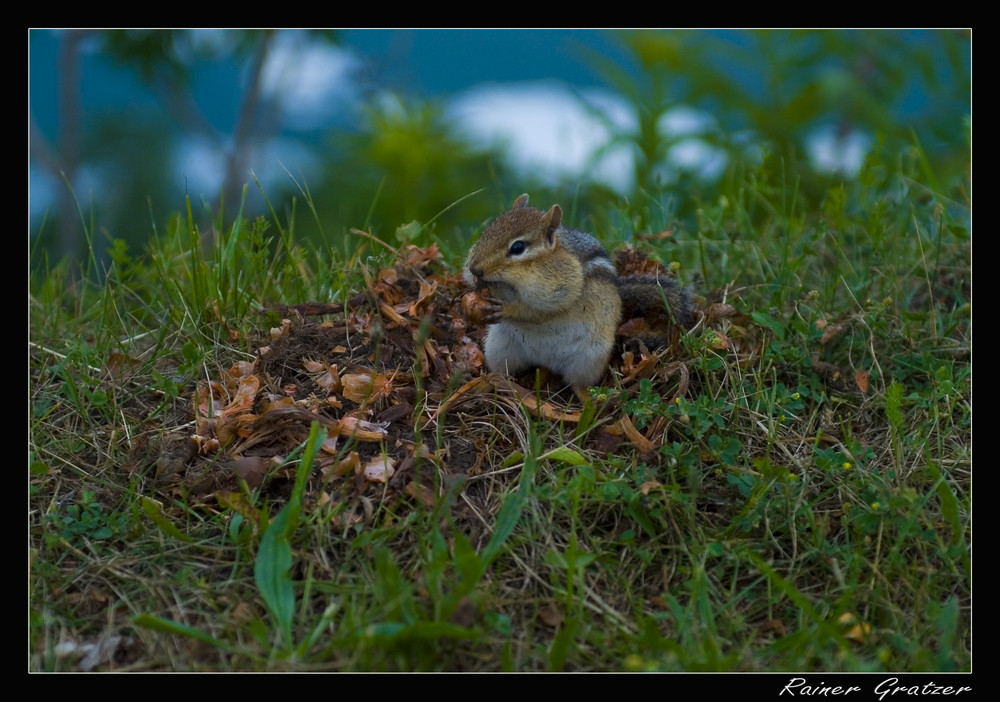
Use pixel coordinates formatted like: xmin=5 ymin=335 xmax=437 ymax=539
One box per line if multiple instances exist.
xmin=512 ymin=193 xmax=530 ymax=209
xmin=543 ymin=204 xmax=562 ymax=246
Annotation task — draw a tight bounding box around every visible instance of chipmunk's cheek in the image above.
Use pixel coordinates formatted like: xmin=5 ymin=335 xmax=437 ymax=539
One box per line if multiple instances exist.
xmin=484 ymin=280 xmax=517 ymax=302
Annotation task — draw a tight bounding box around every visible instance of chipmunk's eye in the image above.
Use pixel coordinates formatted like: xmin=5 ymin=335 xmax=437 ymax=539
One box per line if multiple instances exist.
xmin=508 ymin=240 xmax=526 ymax=256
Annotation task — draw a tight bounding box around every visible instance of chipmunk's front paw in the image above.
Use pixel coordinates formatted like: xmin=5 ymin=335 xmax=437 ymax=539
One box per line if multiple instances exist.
xmin=462 ymin=290 xmax=502 ymax=326
xmin=481 ymin=297 xmax=505 ymax=325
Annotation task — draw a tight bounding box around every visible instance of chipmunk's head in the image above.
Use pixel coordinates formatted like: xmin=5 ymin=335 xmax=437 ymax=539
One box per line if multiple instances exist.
xmin=463 ymin=194 xmax=564 ymax=296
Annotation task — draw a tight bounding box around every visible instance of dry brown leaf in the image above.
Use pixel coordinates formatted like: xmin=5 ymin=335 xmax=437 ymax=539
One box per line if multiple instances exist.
xmin=401 ymin=242 xmax=442 ymax=267
xmin=837 ymin=612 xmax=871 ymax=644
xmin=154 ymin=435 xmax=198 ymax=483
xmin=761 ymin=619 xmax=788 ymax=637
xmin=616 ymin=317 xmax=655 ymax=337
xmin=363 ymin=455 xmax=396 ymax=483
xmin=230 ymin=601 xmax=261 ymax=626
xmin=270 ymin=319 xmax=292 ymax=340
xmin=303 ymin=359 xmax=326 ymax=373
xmin=229 ymin=456 xmax=274 ymax=488
xmin=194 ymin=381 xmax=228 ymax=421
xmin=342 ymin=372 xmax=394 ymax=404
xmin=336 ymin=415 xmax=388 ymax=441
xmin=216 ymin=412 xmax=259 ymax=445
xmin=315 ymin=364 xmax=342 ymax=394
xmin=855 ymin=370 xmax=870 ymax=394
xmin=449 ymin=597 xmax=480 ymax=628
xmin=429 ymin=376 xmax=495 ymax=420
xmin=219 ymin=375 xmax=260 ymax=418
xmin=483 ymin=376 xmax=583 ymax=422
xmin=216 ymin=491 xmax=263 ymax=524
xmin=703 ymin=303 xmax=737 ymax=325
xmin=104 ymin=352 xmax=140 ymax=381
xmin=405 ymin=481 xmax=436 ymax=508
xmin=620 ymin=350 xmax=660 ymax=384
xmin=320 ymin=435 xmax=340 ymax=454
xmin=620 ymin=350 xmax=636 ymax=375
xmin=412 ymin=338 xmax=431 ymax=380
xmin=341 ymin=374 xmax=371 ymax=403
xmin=193 ymin=435 xmax=221 ymax=455
xmin=708 ymin=331 xmax=731 ymax=349
xmin=538 ymin=605 xmax=563 ymax=629
xmin=379 ymin=301 xmax=408 ymax=326
xmin=409 ymin=279 xmax=438 ymax=317
xmin=449 ymin=308 xmax=470 ymax=336
xmin=322 ymin=451 xmax=360 ymax=481
xmin=226 ymin=360 xmax=257 ymax=379
xmin=821 ymin=322 xmax=847 ymax=346
xmin=639 ymin=480 xmax=661 ymax=495
xmin=595 ymin=429 xmax=624 ymax=454
xmin=261 ymin=395 xmax=296 ymax=412
xmin=377 ymin=402 xmax=412 ymax=424
xmin=378 ymin=267 xmax=399 ymax=284
xmin=811 ymin=355 xmax=851 ymax=391
xmin=613 ymin=415 xmax=655 ymax=454
xmin=453 ymin=339 xmax=485 ymax=373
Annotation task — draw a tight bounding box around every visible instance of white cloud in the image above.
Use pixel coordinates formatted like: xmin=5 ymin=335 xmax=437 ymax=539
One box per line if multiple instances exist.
xmin=447 ymin=82 xmax=730 ymax=194
xmin=667 ymin=138 xmax=728 ymax=181
xmin=657 ymin=105 xmax=716 ymax=137
xmin=806 ymin=124 xmax=872 ymax=177
xmin=29 ymin=167 xmax=57 ymax=221
xmin=28 ymin=164 xmax=112 ymax=222
xmin=171 ymin=135 xmax=323 ymax=199
xmin=260 ymin=33 xmax=363 ymax=130
xmin=171 ymin=137 xmax=227 ymax=198
xmin=448 ymin=82 xmax=637 ymax=195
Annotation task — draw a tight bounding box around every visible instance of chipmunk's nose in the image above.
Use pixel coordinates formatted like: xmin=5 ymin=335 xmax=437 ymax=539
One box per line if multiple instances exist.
xmin=468 ymin=265 xmax=483 ymax=280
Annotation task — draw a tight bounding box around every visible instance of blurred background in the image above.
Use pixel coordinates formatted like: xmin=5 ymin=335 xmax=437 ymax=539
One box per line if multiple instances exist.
xmin=29 ymin=29 xmax=971 ymax=267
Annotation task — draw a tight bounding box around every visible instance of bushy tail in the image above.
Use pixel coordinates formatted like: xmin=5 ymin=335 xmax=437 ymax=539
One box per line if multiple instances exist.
xmin=617 ymin=274 xmax=698 ymax=330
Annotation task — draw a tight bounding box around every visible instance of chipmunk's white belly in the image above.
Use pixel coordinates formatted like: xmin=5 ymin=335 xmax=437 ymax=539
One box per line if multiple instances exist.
xmin=484 ymin=318 xmax=612 ymax=390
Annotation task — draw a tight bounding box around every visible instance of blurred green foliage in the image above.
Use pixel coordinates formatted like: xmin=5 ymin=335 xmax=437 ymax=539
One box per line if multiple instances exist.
xmin=318 ymin=95 xmax=510 ymax=254
xmin=30 ymin=29 xmax=969 ymax=270
xmin=582 ymin=30 xmax=968 ymax=214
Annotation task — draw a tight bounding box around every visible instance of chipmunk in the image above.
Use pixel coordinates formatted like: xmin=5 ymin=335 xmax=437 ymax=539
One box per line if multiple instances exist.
xmin=463 ymin=194 xmax=695 ymax=395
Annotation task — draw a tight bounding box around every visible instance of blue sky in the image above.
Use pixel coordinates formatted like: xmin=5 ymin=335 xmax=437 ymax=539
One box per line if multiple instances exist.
xmin=30 ymin=30 xmax=964 ymax=231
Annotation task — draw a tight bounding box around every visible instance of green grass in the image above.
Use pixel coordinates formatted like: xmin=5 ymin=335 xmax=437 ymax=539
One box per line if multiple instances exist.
xmin=29 ymin=149 xmax=970 ymax=671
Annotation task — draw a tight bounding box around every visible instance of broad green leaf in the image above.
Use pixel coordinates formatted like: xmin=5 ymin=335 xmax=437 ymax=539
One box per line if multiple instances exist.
xmin=547 ymin=617 xmax=579 ymax=671
xmin=501 ymin=451 xmax=523 ymax=468
xmin=751 ymin=311 xmax=786 ymax=339
xmin=134 ymin=614 xmax=239 ymax=655
xmin=482 ymin=458 xmax=535 ymax=565
xmin=255 ymin=504 xmax=294 ymax=647
xmin=140 ymin=496 xmax=191 ymax=542
xmin=545 ymin=446 xmax=588 ymax=466
xmin=453 ymin=528 xmax=484 ymax=591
